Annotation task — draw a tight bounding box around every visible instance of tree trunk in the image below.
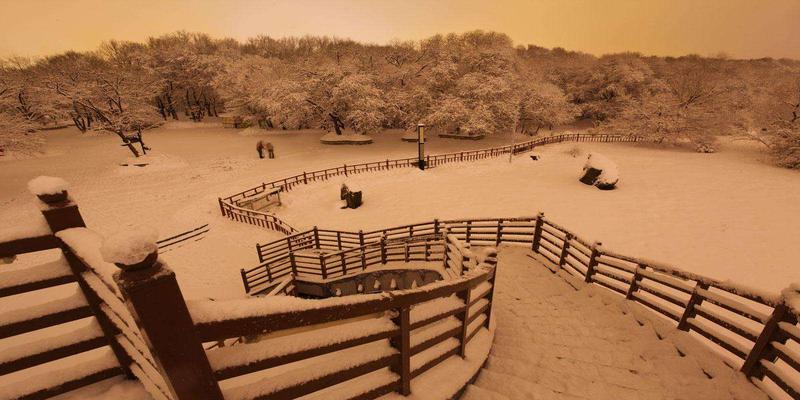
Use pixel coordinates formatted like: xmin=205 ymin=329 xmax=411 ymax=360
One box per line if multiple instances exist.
xmin=115 ymin=130 xmax=140 ymax=158
xmin=329 ymin=113 xmax=344 ymax=135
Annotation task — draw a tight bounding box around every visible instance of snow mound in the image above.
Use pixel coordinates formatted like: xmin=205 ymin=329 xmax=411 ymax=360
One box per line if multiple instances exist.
xmin=320 ymin=133 xmax=373 ymax=145
xmin=582 ymin=153 xmax=619 ymax=189
xmin=27 ymin=176 xmax=69 ymax=196
xmin=100 ymin=225 xmax=159 ymax=266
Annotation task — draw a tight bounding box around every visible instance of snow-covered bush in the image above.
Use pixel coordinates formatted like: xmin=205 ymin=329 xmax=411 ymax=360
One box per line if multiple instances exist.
xmin=581 ymin=153 xmax=619 ymax=190
xmin=100 ymin=225 xmax=159 ymax=267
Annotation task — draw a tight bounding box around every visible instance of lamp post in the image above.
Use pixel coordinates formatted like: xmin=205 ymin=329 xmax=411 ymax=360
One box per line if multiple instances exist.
xmin=417 ymin=123 xmax=426 ymax=170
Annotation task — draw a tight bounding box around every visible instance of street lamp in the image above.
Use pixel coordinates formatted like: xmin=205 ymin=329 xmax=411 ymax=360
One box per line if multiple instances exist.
xmin=417 ymin=123 xmax=426 ymax=170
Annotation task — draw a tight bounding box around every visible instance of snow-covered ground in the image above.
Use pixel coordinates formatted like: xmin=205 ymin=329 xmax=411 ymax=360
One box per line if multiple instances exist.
xmin=2 ymin=124 xmax=798 ymax=298
xmin=275 ymin=140 xmax=800 ymax=293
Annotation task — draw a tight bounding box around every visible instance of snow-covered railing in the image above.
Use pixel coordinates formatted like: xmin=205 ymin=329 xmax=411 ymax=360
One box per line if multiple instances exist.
xmin=528 ymin=213 xmax=800 ymax=399
xmin=245 ymin=218 xmax=531 ymax=295
xmin=219 ymin=133 xmax=643 ymax=237
xmin=190 ymin=260 xmax=497 ymax=400
xmin=0 ymin=184 xmax=132 ymax=399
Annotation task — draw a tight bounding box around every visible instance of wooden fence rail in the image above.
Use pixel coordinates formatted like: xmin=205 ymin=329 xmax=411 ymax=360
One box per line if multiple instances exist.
xmin=243 ymin=211 xmax=800 ymax=400
xmin=219 ymin=133 xmax=644 ymax=236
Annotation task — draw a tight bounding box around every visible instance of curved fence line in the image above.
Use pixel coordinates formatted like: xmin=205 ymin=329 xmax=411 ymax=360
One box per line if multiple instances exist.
xmin=218 ymin=133 xmax=643 ymax=235
xmin=245 ymin=213 xmax=800 ymax=399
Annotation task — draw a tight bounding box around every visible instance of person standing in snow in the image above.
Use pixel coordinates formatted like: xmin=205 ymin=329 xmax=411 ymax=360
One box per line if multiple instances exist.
xmin=256 ymin=140 xmax=265 ymax=159
xmin=267 ymin=142 xmax=275 ymax=159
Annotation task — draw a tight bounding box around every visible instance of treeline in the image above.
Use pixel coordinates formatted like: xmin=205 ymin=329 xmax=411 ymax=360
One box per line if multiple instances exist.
xmin=0 ymin=31 xmax=798 ymax=166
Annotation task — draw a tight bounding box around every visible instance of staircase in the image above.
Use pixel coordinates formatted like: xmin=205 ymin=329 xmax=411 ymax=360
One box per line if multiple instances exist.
xmin=460 ymin=247 xmax=768 ymax=400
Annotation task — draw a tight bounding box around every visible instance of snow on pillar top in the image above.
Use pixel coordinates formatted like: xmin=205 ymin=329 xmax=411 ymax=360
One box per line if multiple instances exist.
xmin=27 ymin=176 xmax=70 ymax=204
xmin=100 ymin=225 xmax=159 ymax=271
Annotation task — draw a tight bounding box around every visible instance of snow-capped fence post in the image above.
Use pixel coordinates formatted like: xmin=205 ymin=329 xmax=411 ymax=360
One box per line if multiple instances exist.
xmin=433 ymin=219 xmax=440 ymax=235
xmin=303 ymin=171 xmax=308 ymax=184
xmin=495 ymin=219 xmax=503 ymax=245
xmin=112 ymin=237 xmax=223 ymax=400
xmin=585 ymin=242 xmax=602 ymax=283
xmin=358 ymin=230 xmax=365 ymax=247
xmin=558 ymin=233 xmax=572 ymax=267
xmin=532 ymin=213 xmax=544 ymax=253
xmin=390 ymin=306 xmax=411 ymax=395
xmin=741 ymin=302 xmax=793 ymax=379
xmin=218 ymin=197 xmax=225 ymax=217
xmin=313 ymin=226 xmax=320 ymax=249
xmin=677 ymin=282 xmax=711 ymax=331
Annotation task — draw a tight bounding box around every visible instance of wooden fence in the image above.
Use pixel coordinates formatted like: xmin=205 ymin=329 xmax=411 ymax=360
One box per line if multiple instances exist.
xmin=244 ymin=212 xmax=800 ymax=400
xmin=219 ymin=133 xmax=643 ymax=236
xmin=1 ymin=186 xmax=498 ymax=400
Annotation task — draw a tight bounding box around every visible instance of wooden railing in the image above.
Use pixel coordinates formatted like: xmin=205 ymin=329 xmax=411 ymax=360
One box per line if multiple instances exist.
xmin=219 ymin=133 xmax=643 ymax=236
xmin=2 ymin=183 xmax=499 ymax=400
xmin=244 ymin=218 xmax=530 ymax=295
xmin=243 ymin=211 xmax=800 ymax=400
xmin=0 ymin=195 xmax=134 ymax=399
xmin=190 ymin=236 xmax=498 ymax=400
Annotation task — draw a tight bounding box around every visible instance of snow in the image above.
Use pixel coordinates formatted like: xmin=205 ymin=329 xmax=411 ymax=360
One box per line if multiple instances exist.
xmin=320 ymin=133 xmax=373 ymax=144
xmin=0 ymin=287 xmax=87 ymax=326
xmin=583 ymin=152 xmax=619 ymax=185
xmin=0 ymin=256 xmax=71 ymax=290
xmin=0 ymin=320 xmax=103 ymax=366
xmin=0 ymin=215 xmax=50 ymax=243
xmin=99 ymin=225 xmax=159 ymax=266
xmin=207 ymin=317 xmax=398 ymax=372
xmin=57 ymin=228 xmax=125 ymax=295
xmin=0 ymin=347 xmax=120 ymax=400
xmin=222 ymin=340 xmax=396 ymax=400
xmin=27 ymin=175 xmax=69 ymax=196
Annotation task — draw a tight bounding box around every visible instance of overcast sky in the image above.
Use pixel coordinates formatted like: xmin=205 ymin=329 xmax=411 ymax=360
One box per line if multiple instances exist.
xmin=1 ymin=0 xmax=799 ymax=60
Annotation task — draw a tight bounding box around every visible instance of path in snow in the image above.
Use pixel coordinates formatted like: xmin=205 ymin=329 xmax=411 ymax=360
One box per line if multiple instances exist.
xmin=463 ymin=246 xmax=766 ymax=400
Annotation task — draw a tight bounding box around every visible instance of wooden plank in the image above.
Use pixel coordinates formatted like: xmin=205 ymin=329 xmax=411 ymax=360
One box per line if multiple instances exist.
xmin=0 ymin=305 xmax=93 ymax=339
xmin=0 ymin=335 xmax=107 ymax=376
xmin=0 ymin=235 xmax=60 ymax=258
xmin=14 ymin=367 xmax=122 ymax=400
xmin=213 ymin=328 xmax=398 ymax=380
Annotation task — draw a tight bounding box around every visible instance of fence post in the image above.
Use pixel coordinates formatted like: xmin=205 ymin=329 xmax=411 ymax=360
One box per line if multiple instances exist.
xmin=380 ymin=236 xmax=387 ymax=264
xmin=434 ymin=219 xmax=440 ymax=235
xmin=466 ymin=221 xmax=472 ymax=243
xmin=585 ymin=242 xmax=601 ymax=283
xmin=677 ymin=282 xmax=710 ymax=331
xmin=218 ymin=197 xmax=225 ymax=217
xmin=313 ymin=226 xmax=320 ymax=249
xmin=626 ymin=265 xmax=644 ymax=299
xmin=442 ymin=234 xmax=450 ymax=271
xmin=741 ymin=302 xmax=792 ymax=378
xmin=34 ymin=186 xmax=135 ymax=378
xmin=344 ymin=164 xmax=348 ymax=177
xmin=457 ymin=287 xmax=472 ymax=357
xmin=495 ymin=219 xmax=503 ymax=245
xmin=532 ymin=213 xmax=544 ymax=253
xmin=114 ymin=250 xmax=223 ymax=399
xmin=319 ymin=254 xmax=328 ymax=279
xmin=358 ymin=230 xmax=365 ymax=247
xmin=289 ymin=252 xmax=297 ymax=275
xmin=240 ymin=269 xmax=250 ymax=293
xmin=558 ymin=233 xmax=572 ymax=267
xmin=390 ymin=306 xmax=411 ymax=395
xmin=340 ymin=252 xmax=348 ymax=275
xmin=483 ymin=252 xmax=498 ymax=329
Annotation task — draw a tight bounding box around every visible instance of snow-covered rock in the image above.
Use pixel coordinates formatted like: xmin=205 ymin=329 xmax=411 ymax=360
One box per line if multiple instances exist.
xmin=581 ymin=153 xmax=619 ymax=190
xmin=27 ymin=176 xmax=69 ymax=196
xmin=100 ymin=225 xmax=159 ymax=266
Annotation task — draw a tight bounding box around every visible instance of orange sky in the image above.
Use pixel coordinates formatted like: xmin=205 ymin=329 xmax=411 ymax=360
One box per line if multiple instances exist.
xmin=1 ymin=0 xmax=799 ymax=60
